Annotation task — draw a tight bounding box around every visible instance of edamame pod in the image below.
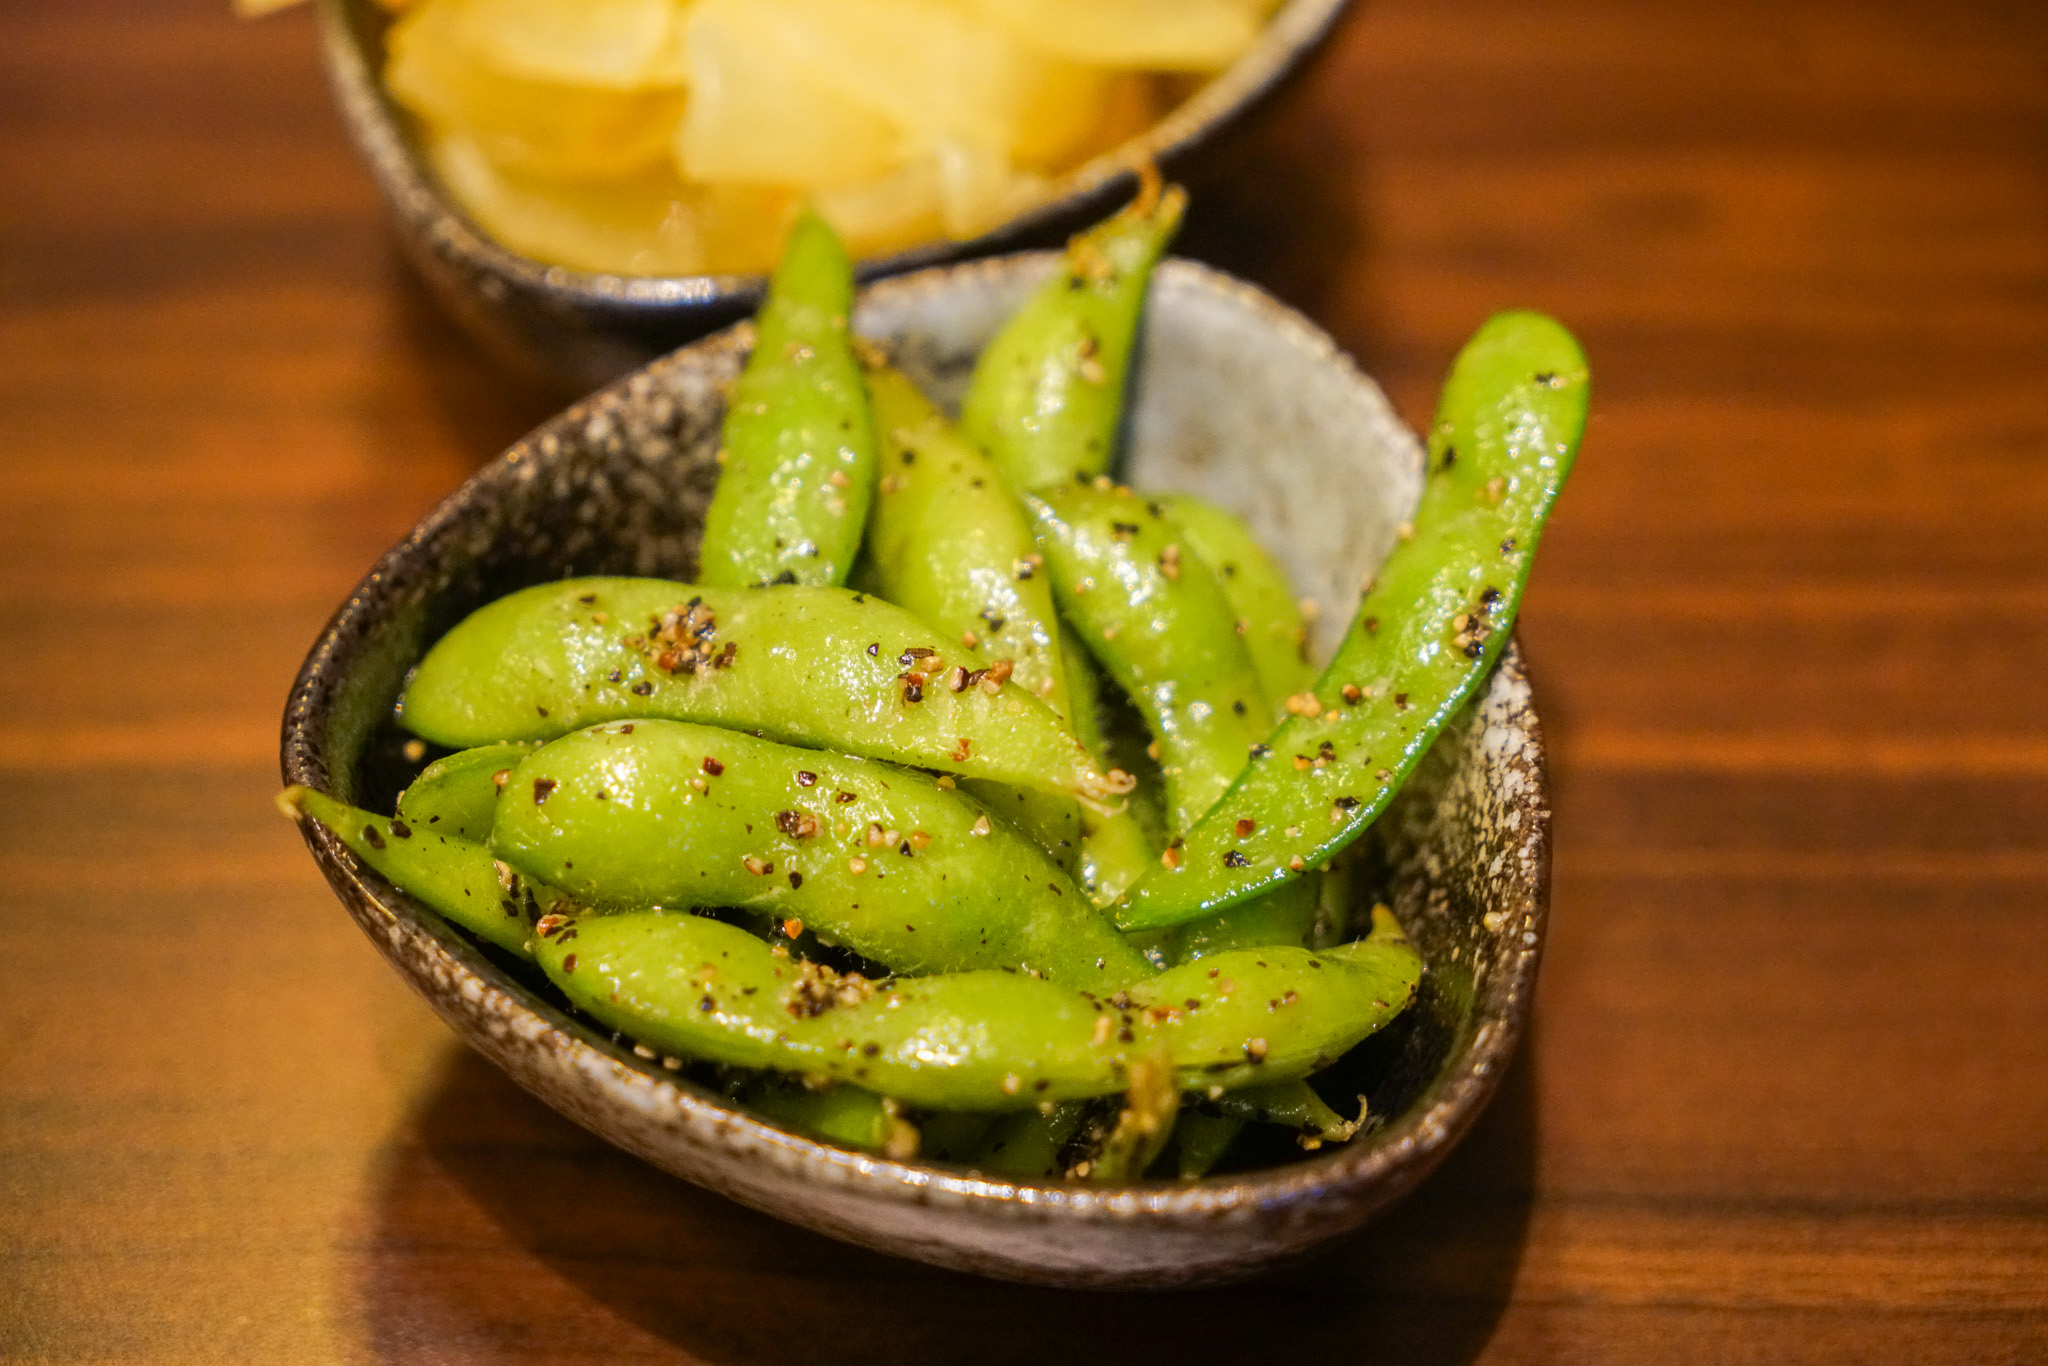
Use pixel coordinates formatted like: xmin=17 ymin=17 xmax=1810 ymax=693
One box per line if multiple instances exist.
xmin=959 ymin=180 xmax=1186 ymax=488
xmin=1150 ymin=493 xmax=1317 ymax=704
xmin=736 ymin=1076 xmax=915 ymax=1158
xmin=278 ymin=785 xmax=569 ymax=957
xmin=860 ymin=363 xmax=1085 ymax=865
xmin=864 ymin=363 xmax=1068 ymax=710
xmin=533 ymin=910 xmax=1423 ymax=1111
xmin=1117 ymin=311 xmax=1588 ymax=929
xmin=1025 ymin=483 xmax=1268 ymax=830
xmin=972 ymin=1104 xmax=1086 ymax=1178
xmin=395 ymin=741 xmax=535 ymax=842
xmin=491 ymin=720 xmax=1152 ymax=987
xmin=698 ymin=211 xmax=877 ymax=589
xmin=400 ymin=579 xmax=1122 ymax=802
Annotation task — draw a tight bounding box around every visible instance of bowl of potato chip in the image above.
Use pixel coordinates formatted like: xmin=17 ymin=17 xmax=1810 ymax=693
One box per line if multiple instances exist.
xmin=314 ymin=0 xmax=1349 ymax=386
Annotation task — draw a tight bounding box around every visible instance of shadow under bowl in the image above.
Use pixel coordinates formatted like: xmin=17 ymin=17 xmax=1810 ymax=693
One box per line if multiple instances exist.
xmin=315 ymin=0 xmax=1354 ymax=391
xmin=281 ymin=253 xmax=1549 ymax=1289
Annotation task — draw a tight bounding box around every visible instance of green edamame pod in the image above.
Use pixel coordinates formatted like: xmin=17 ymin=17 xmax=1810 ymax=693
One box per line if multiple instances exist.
xmin=395 ymin=742 xmax=535 ymax=842
xmin=400 ymin=579 xmax=1120 ymax=803
xmin=278 ymin=785 xmax=568 ymax=957
xmin=1210 ymin=1079 xmax=1361 ymax=1142
xmin=959 ymin=181 xmax=1186 ymax=488
xmin=1150 ymin=493 xmax=1317 ymax=704
xmin=698 ymin=211 xmax=876 ymax=589
xmin=973 ymin=1103 xmax=1086 ymax=1179
xmin=533 ymin=910 xmax=1423 ymax=1111
xmin=491 ymin=720 xmax=1151 ymax=987
xmin=860 ymin=363 xmax=1085 ymax=866
xmin=736 ymin=1076 xmax=914 ymax=1157
xmin=1118 ymin=311 xmax=1588 ymax=929
xmin=1025 ymin=483 xmax=1268 ymax=831
xmin=1170 ymin=1112 xmax=1241 ymax=1179
xmin=863 ymin=363 xmax=1068 ymax=711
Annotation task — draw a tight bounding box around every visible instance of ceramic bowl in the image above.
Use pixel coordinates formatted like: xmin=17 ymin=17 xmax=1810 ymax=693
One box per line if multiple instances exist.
xmin=314 ymin=0 xmax=1355 ymax=390
xmin=281 ymin=254 xmax=1549 ymax=1289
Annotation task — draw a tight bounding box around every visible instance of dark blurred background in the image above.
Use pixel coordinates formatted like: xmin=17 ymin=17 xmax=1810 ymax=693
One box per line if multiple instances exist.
xmin=2 ymin=1 xmax=2044 ymax=1361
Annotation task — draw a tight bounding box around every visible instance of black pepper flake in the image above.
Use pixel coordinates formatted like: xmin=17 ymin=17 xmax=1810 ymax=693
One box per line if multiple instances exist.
xmin=562 ymin=954 xmax=577 ymax=972
xmin=389 ymin=819 xmax=411 ymax=839
xmin=902 ymin=679 xmax=924 ymax=704
xmin=835 ymin=791 xmax=857 ymax=803
xmin=1110 ymin=521 xmax=1140 ymax=539
xmin=1439 ymin=445 xmax=1457 ymax=471
xmin=1394 ymin=693 xmax=1410 ymax=709
xmin=702 ymin=756 xmax=725 ymax=776
xmin=536 ymin=705 xmax=549 ymax=718
xmin=630 ymin=680 xmax=654 ymax=696
xmin=606 ymin=669 xmax=623 ymax=683
xmin=899 ymin=647 xmax=936 ymax=664
xmin=795 ymin=770 xmax=817 ymax=786
xmin=1249 ymin=743 xmax=1272 ymax=759
xmin=866 ymin=642 xmax=879 ymax=656
xmin=362 ymin=825 xmax=385 ymax=850
xmin=771 ymin=570 xmax=798 ymax=585
xmin=1364 ymin=616 xmax=1379 ymax=633
xmin=533 ymin=778 xmax=557 ymax=804
xmin=1334 ymin=795 xmax=1362 ymax=810
xmin=1232 ymin=699 xmax=1246 ymax=715
xmin=1480 ymin=586 xmax=1502 ymax=605
xmin=1501 ymin=537 xmax=1517 ymax=556
xmin=1118 ymin=1028 xmax=1135 ymax=1043
xmin=700 ymin=994 xmax=716 ymax=1011
xmin=621 ymin=723 xmax=634 ymax=734
xmin=863 ymin=1042 xmax=879 ymax=1056
xmin=1223 ymin=850 xmax=1250 ymax=868
xmin=578 ymin=593 xmax=597 ymax=604
xmin=788 ymin=871 xmax=803 ymax=889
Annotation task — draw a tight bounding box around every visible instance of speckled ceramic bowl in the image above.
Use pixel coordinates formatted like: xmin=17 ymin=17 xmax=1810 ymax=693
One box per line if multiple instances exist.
xmin=315 ymin=0 xmax=1354 ymax=390
xmin=281 ymin=255 xmax=1549 ymax=1289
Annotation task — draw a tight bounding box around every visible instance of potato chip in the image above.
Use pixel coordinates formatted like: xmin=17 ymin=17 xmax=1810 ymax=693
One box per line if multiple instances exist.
xmin=389 ymin=0 xmax=682 ymax=180
xmin=679 ymin=0 xmax=905 ymax=189
xmin=454 ymin=0 xmax=688 ymax=90
xmin=430 ymin=133 xmax=706 ymax=274
xmin=967 ymin=0 xmax=1267 ymax=72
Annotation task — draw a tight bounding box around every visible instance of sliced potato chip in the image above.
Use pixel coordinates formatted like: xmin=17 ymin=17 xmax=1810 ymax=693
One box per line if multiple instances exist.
xmin=454 ymin=0 xmax=688 ymax=90
xmin=967 ymin=0 xmax=1265 ymax=72
xmin=430 ymin=134 xmax=706 ymax=274
xmin=389 ymin=0 xmax=683 ymax=180
xmin=731 ymin=0 xmax=1099 ymax=164
xmin=679 ymin=0 xmax=904 ymax=189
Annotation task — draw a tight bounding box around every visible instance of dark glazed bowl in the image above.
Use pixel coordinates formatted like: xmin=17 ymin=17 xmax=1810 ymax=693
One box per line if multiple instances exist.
xmin=314 ymin=0 xmax=1355 ymax=390
xmin=281 ymin=255 xmax=1549 ymax=1289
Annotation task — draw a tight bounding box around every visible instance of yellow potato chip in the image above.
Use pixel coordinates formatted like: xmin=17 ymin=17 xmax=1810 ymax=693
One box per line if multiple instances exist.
xmin=389 ymin=0 xmax=683 ymax=180
xmin=679 ymin=0 xmax=905 ymax=189
xmin=966 ymin=0 xmax=1266 ymax=72
xmin=454 ymin=0 xmax=689 ymax=90
xmin=430 ymin=134 xmax=706 ymax=274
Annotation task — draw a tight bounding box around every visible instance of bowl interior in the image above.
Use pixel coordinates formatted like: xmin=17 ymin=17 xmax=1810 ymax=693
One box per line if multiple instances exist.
xmin=282 ymin=255 xmax=1547 ymax=1288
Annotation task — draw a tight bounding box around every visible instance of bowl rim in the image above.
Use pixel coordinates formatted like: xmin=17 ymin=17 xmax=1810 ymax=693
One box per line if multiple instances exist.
xmin=279 ymin=251 xmax=1548 ymax=1244
xmin=314 ymin=0 xmax=1355 ymax=305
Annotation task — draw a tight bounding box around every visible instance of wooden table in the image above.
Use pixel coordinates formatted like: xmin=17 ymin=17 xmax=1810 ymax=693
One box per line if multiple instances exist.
xmin=5 ymin=1 xmax=2044 ymax=1360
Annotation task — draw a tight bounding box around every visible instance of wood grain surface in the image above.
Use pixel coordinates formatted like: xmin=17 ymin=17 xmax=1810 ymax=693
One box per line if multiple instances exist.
xmin=3 ymin=0 xmax=2045 ymax=1360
